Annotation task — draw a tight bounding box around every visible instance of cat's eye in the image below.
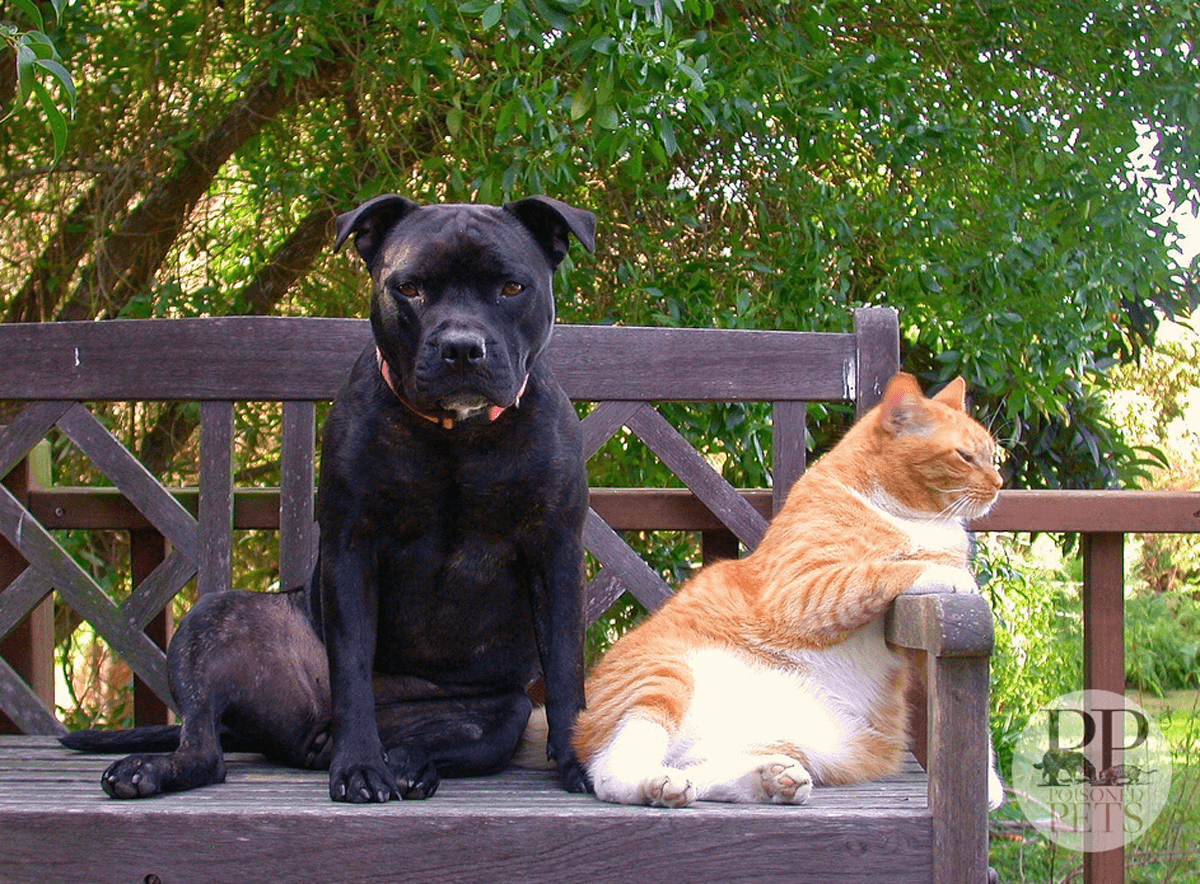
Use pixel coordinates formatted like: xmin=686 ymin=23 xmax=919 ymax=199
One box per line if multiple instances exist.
xmin=956 ymin=449 xmax=976 ymax=465
xmin=502 ymin=282 xmax=525 ymax=297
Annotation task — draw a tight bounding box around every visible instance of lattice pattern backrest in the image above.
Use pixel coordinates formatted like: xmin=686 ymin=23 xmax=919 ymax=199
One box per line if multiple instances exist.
xmin=0 ymin=310 xmax=899 ymax=733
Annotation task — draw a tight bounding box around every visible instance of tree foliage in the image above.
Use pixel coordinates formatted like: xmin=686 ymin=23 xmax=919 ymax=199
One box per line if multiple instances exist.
xmin=2 ymin=0 xmax=1199 ymax=488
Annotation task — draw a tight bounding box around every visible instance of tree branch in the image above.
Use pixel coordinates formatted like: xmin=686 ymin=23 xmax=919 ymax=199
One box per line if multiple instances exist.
xmin=55 ymin=57 xmax=348 ymax=322
xmin=6 ymin=164 xmax=142 ymax=322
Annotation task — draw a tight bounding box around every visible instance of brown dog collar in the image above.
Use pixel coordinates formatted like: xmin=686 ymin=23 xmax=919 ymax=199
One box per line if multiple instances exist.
xmin=375 ymin=347 xmax=527 ymax=430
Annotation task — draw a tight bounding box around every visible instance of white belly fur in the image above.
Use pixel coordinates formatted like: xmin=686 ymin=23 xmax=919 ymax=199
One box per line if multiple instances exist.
xmin=670 ymin=618 xmax=903 ymax=782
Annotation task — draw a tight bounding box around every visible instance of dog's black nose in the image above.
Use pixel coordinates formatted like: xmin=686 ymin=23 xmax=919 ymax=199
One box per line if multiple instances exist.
xmin=439 ymin=331 xmax=487 ymax=366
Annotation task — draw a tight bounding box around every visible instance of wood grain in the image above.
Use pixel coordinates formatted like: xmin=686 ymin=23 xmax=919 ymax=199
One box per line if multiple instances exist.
xmin=3 ymin=736 xmax=933 ymax=884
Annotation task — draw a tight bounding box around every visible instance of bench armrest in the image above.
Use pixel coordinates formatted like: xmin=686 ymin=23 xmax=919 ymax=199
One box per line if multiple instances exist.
xmin=884 ymin=590 xmax=994 ymax=657
xmin=886 ymin=589 xmax=995 ymax=884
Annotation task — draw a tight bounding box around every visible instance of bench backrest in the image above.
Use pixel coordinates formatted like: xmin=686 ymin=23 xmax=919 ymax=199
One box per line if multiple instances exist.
xmin=0 ymin=309 xmax=899 ymax=721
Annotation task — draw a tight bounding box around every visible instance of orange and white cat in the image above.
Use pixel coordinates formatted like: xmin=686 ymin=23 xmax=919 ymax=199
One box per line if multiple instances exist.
xmin=572 ymin=372 xmax=1005 ymax=808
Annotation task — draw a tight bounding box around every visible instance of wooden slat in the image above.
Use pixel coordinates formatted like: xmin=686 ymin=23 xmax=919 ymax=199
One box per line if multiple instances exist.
xmin=853 ymin=307 xmax=900 ymax=416
xmin=121 ymin=549 xmax=197 ymax=628
xmin=130 ymin=528 xmax=171 ymax=727
xmin=29 ymin=487 xmax=283 ymax=530
xmin=625 ymin=403 xmax=768 ymax=549
xmin=581 ymin=509 xmax=673 ymax=612
xmin=771 ymin=400 xmax=807 ymax=514
xmin=0 ymin=401 xmax=72 ymax=480
xmin=198 ymin=402 xmax=234 ymax=596
xmin=279 ymin=401 xmax=317 ymax=591
xmin=1083 ymin=533 xmax=1125 ymax=697
xmin=583 ymin=571 xmax=627 ymax=625
xmin=0 ymin=485 xmax=172 ymax=705
xmin=886 ymin=593 xmax=995 ymax=658
xmin=1080 ymin=535 xmax=1127 ymax=880
xmin=0 ymin=319 xmax=861 ymax=403
xmin=552 ymin=325 xmax=858 ymax=402
xmin=975 ymin=489 xmax=1200 ymax=533
xmin=55 ymin=403 xmax=200 ymax=559
xmin=580 ymin=400 xmax=642 ymax=459
xmin=0 ymin=567 xmax=53 ymax=643
xmin=928 ymin=655 xmax=990 ymax=884
xmin=0 ymin=658 xmax=64 ymax=736
xmin=0 ymin=317 xmax=370 ymax=401
xmin=1 ymin=737 xmax=933 ymax=884
xmin=29 ymin=486 xmax=1200 ymax=536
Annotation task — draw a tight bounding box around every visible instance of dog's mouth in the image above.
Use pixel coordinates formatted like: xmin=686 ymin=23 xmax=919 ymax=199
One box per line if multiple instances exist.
xmin=438 ymin=393 xmax=494 ymax=422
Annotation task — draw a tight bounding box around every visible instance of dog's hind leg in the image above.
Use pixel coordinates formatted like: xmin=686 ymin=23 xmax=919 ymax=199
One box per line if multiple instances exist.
xmin=100 ymin=589 xmax=332 ymax=798
xmin=375 ymin=691 xmax=533 ymax=799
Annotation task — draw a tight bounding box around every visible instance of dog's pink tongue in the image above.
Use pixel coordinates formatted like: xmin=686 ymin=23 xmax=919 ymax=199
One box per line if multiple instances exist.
xmin=488 ymin=404 xmax=506 ymax=422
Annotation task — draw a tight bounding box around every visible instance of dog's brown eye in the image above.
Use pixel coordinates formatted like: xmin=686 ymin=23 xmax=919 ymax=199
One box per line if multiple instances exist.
xmin=395 ymin=282 xmax=420 ymax=299
xmin=502 ymin=282 xmax=525 ymax=297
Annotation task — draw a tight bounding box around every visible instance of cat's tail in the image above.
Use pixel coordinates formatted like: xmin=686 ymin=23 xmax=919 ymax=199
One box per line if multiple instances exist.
xmin=511 ymin=706 xmax=555 ymax=770
xmin=59 ymin=725 xmax=182 ymax=754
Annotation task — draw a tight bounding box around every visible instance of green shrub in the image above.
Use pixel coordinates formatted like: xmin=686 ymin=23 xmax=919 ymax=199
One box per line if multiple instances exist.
xmin=978 ymin=534 xmax=1083 ymax=774
xmin=1126 ymin=592 xmax=1200 ymax=696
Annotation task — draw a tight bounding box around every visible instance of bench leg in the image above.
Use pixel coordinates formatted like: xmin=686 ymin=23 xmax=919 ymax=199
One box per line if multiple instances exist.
xmin=928 ymin=654 xmax=991 ymax=884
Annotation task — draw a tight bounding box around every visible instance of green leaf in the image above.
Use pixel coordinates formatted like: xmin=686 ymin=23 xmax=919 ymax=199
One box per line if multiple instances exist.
xmin=658 ymin=117 xmax=677 ymax=156
xmin=31 ymin=79 xmax=69 ymax=164
xmin=15 ymin=44 xmax=36 ymax=105
xmin=33 ymin=58 xmax=76 ymax=113
xmin=481 ymin=2 xmax=503 ymax=29
xmin=13 ymin=0 xmax=45 ymax=33
xmin=569 ymin=87 xmax=592 ymax=121
xmin=595 ymin=104 xmax=619 ymax=130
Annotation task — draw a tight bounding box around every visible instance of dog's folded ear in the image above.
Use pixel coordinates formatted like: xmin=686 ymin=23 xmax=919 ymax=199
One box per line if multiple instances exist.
xmin=505 ymin=196 xmax=597 ymax=267
xmin=334 ymin=195 xmax=422 ymax=265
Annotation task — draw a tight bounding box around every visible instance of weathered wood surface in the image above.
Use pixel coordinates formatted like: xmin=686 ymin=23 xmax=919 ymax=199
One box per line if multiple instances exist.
xmin=28 ymin=485 xmax=1200 ymax=535
xmin=1 ymin=736 xmax=932 ymax=884
xmin=0 ymin=318 xmax=861 ymax=402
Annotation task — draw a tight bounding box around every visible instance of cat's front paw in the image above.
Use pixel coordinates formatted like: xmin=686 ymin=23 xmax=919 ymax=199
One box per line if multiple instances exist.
xmin=908 ymin=563 xmax=979 ymax=595
xmin=640 ymin=770 xmax=697 ymax=808
xmin=755 ymin=756 xmax=813 ymax=805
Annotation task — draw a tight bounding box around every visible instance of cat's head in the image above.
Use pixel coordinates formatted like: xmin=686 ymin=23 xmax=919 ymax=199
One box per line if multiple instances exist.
xmin=868 ymin=372 xmax=1003 ymax=521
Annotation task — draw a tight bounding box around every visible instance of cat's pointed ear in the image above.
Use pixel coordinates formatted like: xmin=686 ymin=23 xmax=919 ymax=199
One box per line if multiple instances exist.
xmin=879 ymin=373 xmax=929 ymax=435
xmin=933 ymin=377 xmax=967 ymax=411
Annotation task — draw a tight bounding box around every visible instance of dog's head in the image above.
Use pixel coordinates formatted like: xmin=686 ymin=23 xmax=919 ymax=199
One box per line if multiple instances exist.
xmin=335 ymin=195 xmax=595 ymax=424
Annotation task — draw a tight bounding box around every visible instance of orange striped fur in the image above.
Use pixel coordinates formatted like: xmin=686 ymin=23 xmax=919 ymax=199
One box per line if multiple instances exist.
xmin=573 ymin=372 xmax=1003 ymax=806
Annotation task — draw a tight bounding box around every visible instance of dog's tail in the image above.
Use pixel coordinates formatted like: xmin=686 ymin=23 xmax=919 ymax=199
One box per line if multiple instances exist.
xmin=59 ymin=725 xmax=183 ymax=754
xmin=511 ymin=706 xmax=555 ymax=770
xmin=60 ymin=724 xmax=260 ymax=754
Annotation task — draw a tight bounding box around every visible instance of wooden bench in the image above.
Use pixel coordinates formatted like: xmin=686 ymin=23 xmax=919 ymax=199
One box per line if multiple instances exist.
xmin=0 ymin=308 xmax=995 ymax=883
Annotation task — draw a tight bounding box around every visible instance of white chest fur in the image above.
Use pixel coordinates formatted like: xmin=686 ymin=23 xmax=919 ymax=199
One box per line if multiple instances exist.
xmin=851 ymin=485 xmax=969 ymax=557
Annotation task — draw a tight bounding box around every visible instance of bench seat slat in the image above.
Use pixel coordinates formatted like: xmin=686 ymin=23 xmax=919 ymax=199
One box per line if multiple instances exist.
xmin=0 ymin=738 xmax=932 ymax=884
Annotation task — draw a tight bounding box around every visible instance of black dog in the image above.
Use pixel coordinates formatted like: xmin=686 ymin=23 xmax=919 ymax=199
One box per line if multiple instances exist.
xmin=61 ymin=195 xmax=595 ymax=802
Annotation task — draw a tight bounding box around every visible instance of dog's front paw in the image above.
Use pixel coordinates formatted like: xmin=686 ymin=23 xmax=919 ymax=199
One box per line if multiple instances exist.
xmin=386 ymin=748 xmax=440 ymax=801
xmin=329 ymin=749 xmax=397 ymax=804
xmin=102 ymin=754 xmax=172 ymax=799
xmin=556 ymin=756 xmax=593 ymax=794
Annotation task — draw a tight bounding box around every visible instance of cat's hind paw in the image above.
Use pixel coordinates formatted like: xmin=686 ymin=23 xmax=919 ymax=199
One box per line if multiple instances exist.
xmin=755 ymin=756 xmax=813 ymax=805
xmin=640 ymin=770 xmax=697 ymax=808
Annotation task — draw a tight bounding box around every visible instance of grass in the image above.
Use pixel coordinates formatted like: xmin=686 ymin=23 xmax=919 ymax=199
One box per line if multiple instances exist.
xmin=990 ymin=688 xmax=1200 ymax=883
